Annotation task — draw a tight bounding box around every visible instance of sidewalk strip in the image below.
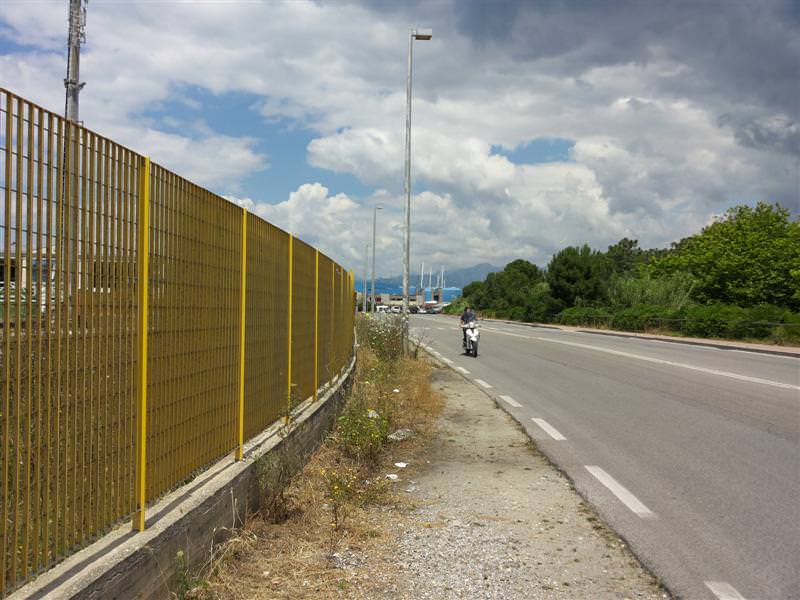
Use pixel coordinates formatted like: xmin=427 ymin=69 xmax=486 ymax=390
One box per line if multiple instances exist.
xmin=474 ymin=379 xmax=493 ymax=389
xmin=705 ymin=581 xmax=748 ymax=600
xmin=499 ymin=395 xmax=522 ymax=408
xmin=532 ymin=418 xmax=566 ymax=440
xmin=456 ymin=366 xmax=470 ymax=375
xmin=584 ymin=466 xmax=655 ymax=518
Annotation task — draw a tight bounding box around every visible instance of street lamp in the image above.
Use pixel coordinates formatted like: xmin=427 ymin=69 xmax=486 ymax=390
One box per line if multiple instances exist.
xmin=370 ymin=205 xmax=382 ymax=313
xmin=402 ymin=27 xmax=432 ymax=332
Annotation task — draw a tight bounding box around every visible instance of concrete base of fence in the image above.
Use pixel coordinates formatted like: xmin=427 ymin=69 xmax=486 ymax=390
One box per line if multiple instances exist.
xmin=10 ymin=354 xmax=357 ymax=600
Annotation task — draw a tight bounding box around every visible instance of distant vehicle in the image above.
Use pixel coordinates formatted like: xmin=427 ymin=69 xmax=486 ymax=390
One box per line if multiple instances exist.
xmin=417 ymin=308 xmax=427 ymax=313
xmin=376 ymin=305 xmax=389 ymax=313
xmin=462 ymin=320 xmax=480 ymax=357
xmin=409 ymin=305 xmax=419 ymax=314
xmin=390 ymin=305 xmax=401 ymax=314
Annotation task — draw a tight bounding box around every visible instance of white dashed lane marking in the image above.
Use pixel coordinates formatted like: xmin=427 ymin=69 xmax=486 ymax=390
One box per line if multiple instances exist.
xmin=456 ymin=366 xmax=470 ymax=374
xmin=499 ymin=395 xmax=522 ymax=408
xmin=474 ymin=379 xmax=493 ymax=389
xmin=440 ymin=357 xmax=453 ymax=364
xmin=705 ymin=581 xmax=748 ymax=600
xmin=531 ymin=418 xmax=566 ymax=440
xmin=584 ymin=466 xmax=655 ymax=519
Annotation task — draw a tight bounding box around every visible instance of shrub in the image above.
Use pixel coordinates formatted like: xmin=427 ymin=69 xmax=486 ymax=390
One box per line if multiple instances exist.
xmin=681 ymin=303 xmax=750 ymax=338
xmin=356 ymin=314 xmax=404 ymax=361
xmin=611 ymin=304 xmax=678 ymax=332
xmin=557 ymin=306 xmax=612 ymax=328
xmin=334 ymin=390 xmax=389 ymax=465
xmin=772 ymin=311 xmax=800 ymax=344
xmin=605 ymin=272 xmax=694 ymax=312
xmin=443 ymin=298 xmax=467 ymax=314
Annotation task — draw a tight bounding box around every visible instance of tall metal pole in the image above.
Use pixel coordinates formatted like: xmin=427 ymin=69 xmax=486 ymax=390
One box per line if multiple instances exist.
xmin=362 ymin=243 xmax=368 ymax=312
xmin=370 ymin=206 xmax=381 ymax=313
xmin=419 ymin=261 xmax=424 ymax=304
xmin=402 ymin=29 xmax=431 ymax=338
xmin=63 ymin=0 xmax=87 ymax=306
xmin=65 ymin=0 xmax=86 ymax=122
xmin=402 ymin=31 xmax=414 ymax=322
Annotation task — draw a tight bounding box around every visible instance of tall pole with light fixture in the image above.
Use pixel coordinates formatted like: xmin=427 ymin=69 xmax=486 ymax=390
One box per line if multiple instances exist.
xmin=402 ymin=27 xmax=432 ymax=342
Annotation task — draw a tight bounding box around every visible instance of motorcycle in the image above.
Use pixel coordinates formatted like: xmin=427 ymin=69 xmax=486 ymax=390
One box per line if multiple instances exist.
xmin=461 ymin=321 xmax=480 ymax=357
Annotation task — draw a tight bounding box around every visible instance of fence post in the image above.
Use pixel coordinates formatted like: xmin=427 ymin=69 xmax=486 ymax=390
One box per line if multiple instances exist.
xmin=330 ymin=262 xmax=335 ymax=376
xmin=236 ymin=208 xmax=247 ymax=461
xmin=314 ymin=250 xmax=319 ymax=401
xmin=134 ymin=156 xmax=151 ymax=532
xmin=286 ymin=234 xmax=293 ymax=416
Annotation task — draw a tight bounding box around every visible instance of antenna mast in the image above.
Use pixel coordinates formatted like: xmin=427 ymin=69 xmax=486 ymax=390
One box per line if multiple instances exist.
xmin=64 ymin=0 xmax=87 ymax=121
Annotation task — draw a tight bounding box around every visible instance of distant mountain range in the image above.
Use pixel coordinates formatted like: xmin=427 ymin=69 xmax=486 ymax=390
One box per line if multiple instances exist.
xmin=369 ymin=263 xmax=501 ymax=291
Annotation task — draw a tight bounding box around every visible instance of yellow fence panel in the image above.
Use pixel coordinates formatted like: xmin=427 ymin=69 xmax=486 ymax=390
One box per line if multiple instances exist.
xmin=243 ymin=215 xmax=290 ymax=440
xmin=316 ymin=254 xmax=333 ymax=386
xmin=290 ymin=238 xmax=316 ymax=405
xmin=145 ymin=165 xmax=241 ymax=502
xmin=0 ymin=90 xmax=140 ymax=592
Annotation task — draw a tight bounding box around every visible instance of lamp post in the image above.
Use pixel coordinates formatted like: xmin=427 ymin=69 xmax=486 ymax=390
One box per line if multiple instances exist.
xmin=370 ymin=205 xmax=382 ymax=313
xmin=362 ymin=242 xmax=368 ymax=312
xmin=402 ymin=27 xmax=432 ymax=335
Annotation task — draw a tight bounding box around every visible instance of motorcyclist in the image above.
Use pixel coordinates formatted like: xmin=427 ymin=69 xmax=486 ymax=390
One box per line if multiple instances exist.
xmin=460 ymin=306 xmax=476 ymax=347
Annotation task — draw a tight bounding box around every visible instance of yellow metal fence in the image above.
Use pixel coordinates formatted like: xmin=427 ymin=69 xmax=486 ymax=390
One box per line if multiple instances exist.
xmin=0 ymin=89 xmax=355 ymax=595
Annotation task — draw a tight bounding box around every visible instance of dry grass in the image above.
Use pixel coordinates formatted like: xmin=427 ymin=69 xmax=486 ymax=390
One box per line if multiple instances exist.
xmin=187 ymin=341 xmax=443 ymax=600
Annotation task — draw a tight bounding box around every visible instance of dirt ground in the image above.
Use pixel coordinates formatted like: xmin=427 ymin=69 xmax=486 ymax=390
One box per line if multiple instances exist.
xmin=200 ymin=361 xmax=671 ymax=600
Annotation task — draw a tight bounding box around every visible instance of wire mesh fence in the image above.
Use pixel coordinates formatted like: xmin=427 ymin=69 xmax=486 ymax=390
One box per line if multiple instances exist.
xmin=0 ymin=88 xmax=355 ymax=596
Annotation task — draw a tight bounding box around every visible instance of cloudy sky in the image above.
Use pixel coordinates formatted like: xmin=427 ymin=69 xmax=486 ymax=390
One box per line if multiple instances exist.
xmin=2 ymin=0 xmax=797 ymax=278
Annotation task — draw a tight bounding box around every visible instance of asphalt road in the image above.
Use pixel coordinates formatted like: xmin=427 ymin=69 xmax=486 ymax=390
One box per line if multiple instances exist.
xmin=410 ymin=314 xmax=800 ymax=600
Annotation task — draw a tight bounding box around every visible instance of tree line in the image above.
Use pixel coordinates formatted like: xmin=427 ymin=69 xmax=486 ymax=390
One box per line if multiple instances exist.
xmin=446 ymin=202 xmax=800 ymax=342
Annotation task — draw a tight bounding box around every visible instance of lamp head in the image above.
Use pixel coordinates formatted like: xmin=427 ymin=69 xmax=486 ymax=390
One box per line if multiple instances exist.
xmin=412 ymin=28 xmax=432 ymax=40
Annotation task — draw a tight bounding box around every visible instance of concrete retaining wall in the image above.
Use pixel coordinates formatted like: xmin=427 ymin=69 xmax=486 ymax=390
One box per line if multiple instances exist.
xmin=11 ymin=355 xmax=356 ymax=600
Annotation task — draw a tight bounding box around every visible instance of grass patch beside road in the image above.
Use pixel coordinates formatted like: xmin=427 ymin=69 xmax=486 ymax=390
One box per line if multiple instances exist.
xmin=188 ymin=316 xmax=442 ymax=599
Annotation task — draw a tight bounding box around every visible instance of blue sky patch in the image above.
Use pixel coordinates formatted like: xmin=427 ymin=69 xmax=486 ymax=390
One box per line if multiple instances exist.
xmin=491 ymin=137 xmax=575 ymax=164
xmin=140 ymin=86 xmax=371 ymax=203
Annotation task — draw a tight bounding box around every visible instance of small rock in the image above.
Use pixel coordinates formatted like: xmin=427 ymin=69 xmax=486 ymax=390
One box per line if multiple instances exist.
xmin=386 ymin=473 xmax=399 ymax=481
xmin=395 ymin=462 xmax=408 ymax=468
xmin=388 ymin=428 xmax=414 ymax=442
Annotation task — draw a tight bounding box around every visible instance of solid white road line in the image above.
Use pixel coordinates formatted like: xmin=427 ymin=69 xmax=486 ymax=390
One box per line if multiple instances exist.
xmin=705 ymin=581 xmax=748 ymax=600
xmin=584 ymin=466 xmax=655 ymax=518
xmin=480 ymin=326 xmax=799 ymax=391
xmin=474 ymin=379 xmax=493 ymax=389
xmin=499 ymin=395 xmax=522 ymax=408
xmin=440 ymin=357 xmax=454 ymax=364
xmin=531 ymin=417 xmax=566 ymax=440
xmin=456 ymin=366 xmax=470 ymax=374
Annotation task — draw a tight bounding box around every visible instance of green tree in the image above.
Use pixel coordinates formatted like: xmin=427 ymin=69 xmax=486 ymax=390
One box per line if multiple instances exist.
xmin=605 ymin=237 xmax=645 ymax=274
xmin=546 ymin=244 xmax=611 ymax=307
xmin=651 ymin=202 xmax=800 ymax=309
